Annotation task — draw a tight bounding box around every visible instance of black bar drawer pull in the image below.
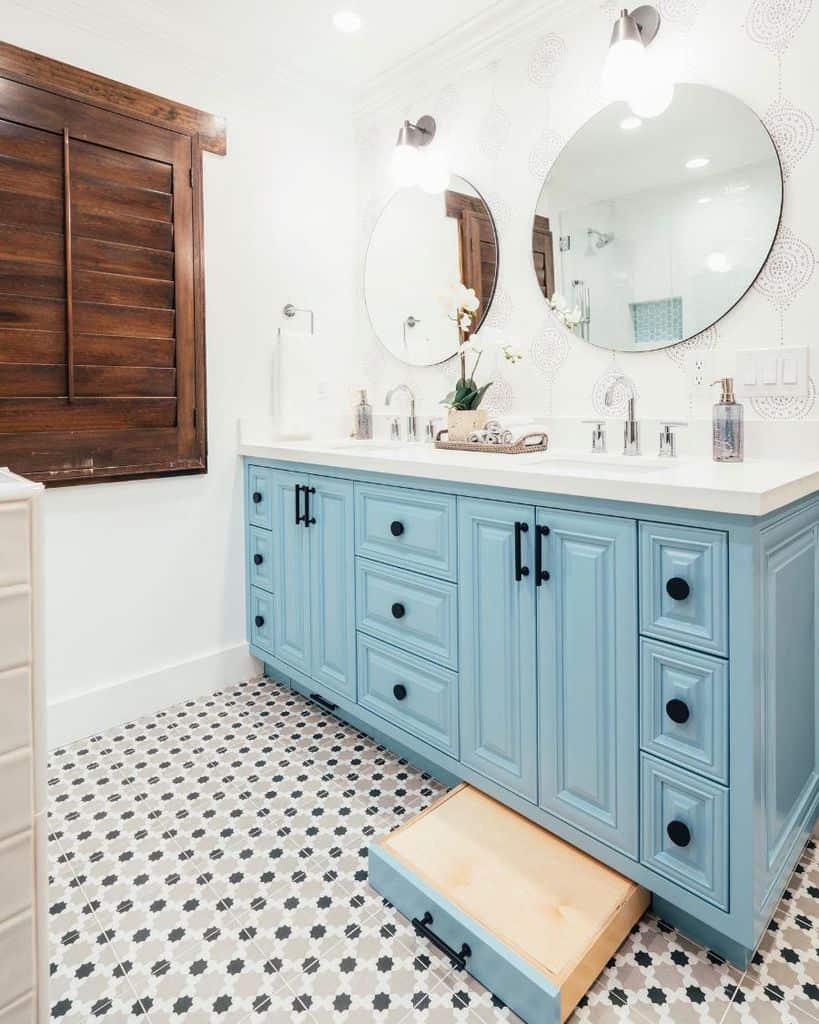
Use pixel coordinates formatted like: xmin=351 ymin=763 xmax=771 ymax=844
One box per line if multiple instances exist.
xmin=411 ymin=911 xmax=471 ymax=971
xmin=535 ymin=524 xmax=550 ymax=587
xmin=295 ymin=484 xmax=304 ymax=525
xmin=309 ymin=692 xmax=338 ymax=713
xmin=514 ymin=521 xmax=530 ymax=583
xmin=666 ymin=577 xmax=690 ymax=601
xmin=305 ymin=486 xmax=316 ymax=527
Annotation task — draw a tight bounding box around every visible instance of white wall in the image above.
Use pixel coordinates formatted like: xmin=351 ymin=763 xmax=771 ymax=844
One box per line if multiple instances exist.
xmin=353 ymin=0 xmax=819 ymax=433
xmin=0 ymin=1 xmax=358 ymax=741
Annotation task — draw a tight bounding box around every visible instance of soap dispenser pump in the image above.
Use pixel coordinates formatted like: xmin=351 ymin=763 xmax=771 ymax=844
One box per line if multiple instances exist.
xmin=711 ymin=377 xmax=743 ymax=463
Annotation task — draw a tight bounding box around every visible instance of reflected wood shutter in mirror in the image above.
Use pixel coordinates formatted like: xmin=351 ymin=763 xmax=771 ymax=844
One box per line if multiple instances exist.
xmin=532 ymin=215 xmax=555 ymax=301
xmin=445 ymin=190 xmax=498 ymax=333
xmin=0 ymin=72 xmax=204 ymax=484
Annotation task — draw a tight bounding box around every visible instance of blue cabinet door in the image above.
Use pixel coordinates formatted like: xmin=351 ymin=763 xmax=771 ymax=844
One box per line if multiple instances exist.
xmin=309 ymin=476 xmax=356 ymax=700
xmin=537 ymin=508 xmax=639 ymax=858
xmin=271 ymin=469 xmax=311 ymax=675
xmin=458 ymin=498 xmax=537 ymax=802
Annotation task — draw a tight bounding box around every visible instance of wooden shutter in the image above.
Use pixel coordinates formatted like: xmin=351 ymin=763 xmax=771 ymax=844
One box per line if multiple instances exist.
xmin=445 ymin=190 xmax=498 ymax=331
xmin=0 ymin=74 xmax=205 ymax=484
xmin=532 ymin=214 xmax=556 ymax=300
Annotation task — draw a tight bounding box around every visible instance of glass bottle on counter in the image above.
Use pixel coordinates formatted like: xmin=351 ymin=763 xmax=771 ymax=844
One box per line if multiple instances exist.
xmin=711 ymin=377 xmax=743 ymax=463
xmin=352 ymin=388 xmax=373 ymax=440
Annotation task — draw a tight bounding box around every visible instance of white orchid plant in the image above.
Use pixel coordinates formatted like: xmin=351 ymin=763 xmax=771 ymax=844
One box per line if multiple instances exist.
xmin=440 ymin=282 xmax=523 ymax=411
xmin=547 ymin=292 xmax=584 ymax=331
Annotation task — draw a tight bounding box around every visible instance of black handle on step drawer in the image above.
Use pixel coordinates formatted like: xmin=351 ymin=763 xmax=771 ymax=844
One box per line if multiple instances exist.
xmin=514 ymin=521 xmax=530 ymax=583
xmin=666 ymin=577 xmax=690 ymax=601
xmin=411 ymin=911 xmax=471 ymax=971
xmin=309 ymin=692 xmax=338 ymax=713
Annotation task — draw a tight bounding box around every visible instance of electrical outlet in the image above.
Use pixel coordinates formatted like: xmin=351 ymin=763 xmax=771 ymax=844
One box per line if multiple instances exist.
xmin=685 ymin=351 xmax=715 ymax=389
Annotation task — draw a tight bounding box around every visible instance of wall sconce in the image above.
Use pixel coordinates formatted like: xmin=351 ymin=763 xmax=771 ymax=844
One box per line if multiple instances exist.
xmin=392 ymin=114 xmax=449 ymax=193
xmin=602 ymin=6 xmax=674 ymax=118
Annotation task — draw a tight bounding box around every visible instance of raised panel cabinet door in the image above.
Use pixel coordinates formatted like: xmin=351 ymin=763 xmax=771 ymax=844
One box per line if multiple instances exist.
xmin=309 ymin=476 xmax=356 ymax=700
xmin=537 ymin=508 xmax=639 ymax=858
xmin=271 ymin=469 xmax=311 ymax=675
xmin=458 ymin=498 xmax=537 ymax=802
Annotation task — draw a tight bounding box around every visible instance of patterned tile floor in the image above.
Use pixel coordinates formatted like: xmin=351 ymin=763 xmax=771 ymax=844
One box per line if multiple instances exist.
xmin=46 ymin=676 xmax=819 ymax=1023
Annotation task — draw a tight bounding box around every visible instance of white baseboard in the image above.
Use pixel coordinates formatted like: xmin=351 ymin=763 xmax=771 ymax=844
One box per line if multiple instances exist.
xmin=47 ymin=643 xmax=261 ymax=750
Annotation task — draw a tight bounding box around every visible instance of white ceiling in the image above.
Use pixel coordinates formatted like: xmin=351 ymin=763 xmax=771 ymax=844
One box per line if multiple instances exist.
xmin=83 ymin=0 xmax=513 ymax=93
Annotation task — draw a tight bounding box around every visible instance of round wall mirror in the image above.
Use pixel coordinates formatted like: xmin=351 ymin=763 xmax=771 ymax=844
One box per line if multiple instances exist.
xmin=365 ymin=176 xmax=498 ymax=366
xmin=532 ymin=84 xmax=783 ymax=352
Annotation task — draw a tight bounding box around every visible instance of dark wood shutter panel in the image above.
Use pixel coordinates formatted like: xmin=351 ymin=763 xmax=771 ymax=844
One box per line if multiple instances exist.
xmin=532 ymin=215 xmax=556 ymax=300
xmin=0 ymin=74 xmax=207 ymax=484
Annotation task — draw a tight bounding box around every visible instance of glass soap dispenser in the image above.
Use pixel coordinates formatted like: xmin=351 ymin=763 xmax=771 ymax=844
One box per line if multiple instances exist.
xmin=352 ymin=388 xmax=373 ymax=440
xmin=711 ymin=377 xmax=743 ymax=463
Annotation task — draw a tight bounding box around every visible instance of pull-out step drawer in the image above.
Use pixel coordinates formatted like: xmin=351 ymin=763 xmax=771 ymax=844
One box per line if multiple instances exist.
xmin=369 ymin=785 xmax=649 ymax=1024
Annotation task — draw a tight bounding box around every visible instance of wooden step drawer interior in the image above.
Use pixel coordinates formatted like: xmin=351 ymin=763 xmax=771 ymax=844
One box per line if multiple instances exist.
xmin=370 ymin=784 xmax=650 ymax=1023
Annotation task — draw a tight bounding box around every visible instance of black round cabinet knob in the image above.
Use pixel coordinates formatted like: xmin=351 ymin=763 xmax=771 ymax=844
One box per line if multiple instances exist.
xmin=254 ymin=615 xmax=265 ymax=628
xmin=666 ymin=577 xmax=690 ymax=601
xmin=390 ymin=521 xmax=405 ymax=537
xmin=391 ymin=602 xmax=406 ymax=620
xmin=253 ymin=553 xmax=264 ymax=566
xmin=252 ymin=491 xmax=263 ymax=504
xmin=667 ymin=820 xmax=691 ymax=847
xmin=393 ymin=684 xmax=407 ymax=701
xmin=666 ymin=698 xmax=690 ymax=724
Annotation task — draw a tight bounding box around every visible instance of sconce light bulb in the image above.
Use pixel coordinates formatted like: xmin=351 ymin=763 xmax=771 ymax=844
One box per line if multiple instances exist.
xmin=627 ymin=51 xmax=674 ymax=118
xmin=417 ymin=148 xmax=450 ymax=195
xmin=602 ymin=37 xmax=647 ymax=103
xmin=392 ymin=144 xmax=420 ymax=187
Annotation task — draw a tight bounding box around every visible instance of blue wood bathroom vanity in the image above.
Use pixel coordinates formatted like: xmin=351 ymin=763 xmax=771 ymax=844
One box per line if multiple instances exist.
xmin=242 ymin=442 xmax=819 ymax=969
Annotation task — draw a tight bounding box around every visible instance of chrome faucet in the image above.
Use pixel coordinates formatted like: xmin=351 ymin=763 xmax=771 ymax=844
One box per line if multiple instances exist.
xmin=385 ymin=383 xmax=417 ymax=442
xmin=604 ymin=376 xmax=640 ymax=456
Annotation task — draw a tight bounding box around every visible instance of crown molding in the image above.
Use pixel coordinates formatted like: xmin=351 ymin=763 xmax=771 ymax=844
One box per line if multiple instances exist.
xmin=353 ymin=0 xmax=582 ymax=119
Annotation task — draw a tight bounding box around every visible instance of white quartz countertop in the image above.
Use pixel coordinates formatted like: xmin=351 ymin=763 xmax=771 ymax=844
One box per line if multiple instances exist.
xmin=0 ymin=468 xmax=42 ymax=502
xmin=239 ymin=438 xmax=819 ymax=517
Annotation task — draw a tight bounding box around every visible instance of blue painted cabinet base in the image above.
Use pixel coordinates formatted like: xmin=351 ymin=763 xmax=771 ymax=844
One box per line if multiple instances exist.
xmin=245 ymin=458 xmax=819 ymax=973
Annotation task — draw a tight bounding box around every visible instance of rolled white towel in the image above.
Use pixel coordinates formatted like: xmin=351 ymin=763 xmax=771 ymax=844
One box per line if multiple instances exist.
xmin=498 ymin=421 xmax=549 ymax=445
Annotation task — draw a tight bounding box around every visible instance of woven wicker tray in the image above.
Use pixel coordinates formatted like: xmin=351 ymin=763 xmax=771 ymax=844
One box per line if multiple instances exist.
xmin=434 ymin=429 xmax=549 ymax=454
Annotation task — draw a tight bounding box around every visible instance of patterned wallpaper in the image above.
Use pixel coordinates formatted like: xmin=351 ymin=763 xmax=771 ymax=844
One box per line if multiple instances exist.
xmin=353 ymin=0 xmax=818 ymax=430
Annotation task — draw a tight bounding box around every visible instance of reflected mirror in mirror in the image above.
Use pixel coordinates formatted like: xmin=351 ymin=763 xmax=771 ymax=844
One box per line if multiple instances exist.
xmin=365 ymin=176 xmax=498 ymax=366
xmin=532 ymin=84 xmax=782 ymax=352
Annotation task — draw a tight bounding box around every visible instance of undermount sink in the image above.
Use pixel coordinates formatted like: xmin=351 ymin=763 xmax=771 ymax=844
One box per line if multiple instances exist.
xmin=536 ymin=455 xmax=673 ymax=474
xmin=329 ymin=440 xmax=422 ymax=455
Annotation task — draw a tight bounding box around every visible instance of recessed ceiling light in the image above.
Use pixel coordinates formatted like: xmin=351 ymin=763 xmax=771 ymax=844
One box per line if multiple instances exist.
xmin=620 ymin=116 xmax=643 ymax=131
xmin=697 ymin=196 xmax=712 ymax=205
xmin=685 ymin=156 xmax=710 ymax=169
xmin=707 ymin=251 xmax=731 ymax=273
xmin=332 ymin=10 xmax=362 ymax=33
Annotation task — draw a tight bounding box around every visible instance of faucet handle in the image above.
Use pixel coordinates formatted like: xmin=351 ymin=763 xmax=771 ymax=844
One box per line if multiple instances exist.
xmin=582 ymin=420 xmax=607 ymax=454
xmin=390 ymin=416 xmax=402 ymax=442
xmin=658 ymin=421 xmax=687 ymax=458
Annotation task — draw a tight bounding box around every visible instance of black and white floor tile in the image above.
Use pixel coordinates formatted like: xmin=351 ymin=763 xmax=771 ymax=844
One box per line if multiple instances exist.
xmin=47 ymin=676 xmax=819 ymax=1022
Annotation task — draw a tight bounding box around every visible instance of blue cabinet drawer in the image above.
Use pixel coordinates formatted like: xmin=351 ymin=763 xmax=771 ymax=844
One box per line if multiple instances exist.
xmin=356 ymin=558 xmax=458 ymax=670
xmin=355 ymin=483 xmax=456 ymax=580
xmin=357 ymin=634 xmax=458 ymax=756
xmin=247 ymin=465 xmax=273 ymax=530
xmin=249 ymin=586 xmax=274 ymax=654
xmin=639 ymin=522 xmax=728 ymax=656
xmin=640 ymin=639 xmax=729 ymax=783
xmin=248 ymin=526 xmax=274 ymax=593
xmin=641 ymin=754 xmax=728 ymax=910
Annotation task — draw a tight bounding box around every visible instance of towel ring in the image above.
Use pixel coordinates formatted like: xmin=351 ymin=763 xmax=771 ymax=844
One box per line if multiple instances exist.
xmin=282 ymin=303 xmax=315 ymax=335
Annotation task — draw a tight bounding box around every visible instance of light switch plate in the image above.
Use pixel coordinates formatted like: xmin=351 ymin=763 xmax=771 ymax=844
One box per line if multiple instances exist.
xmin=735 ymin=347 xmax=809 ymax=398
